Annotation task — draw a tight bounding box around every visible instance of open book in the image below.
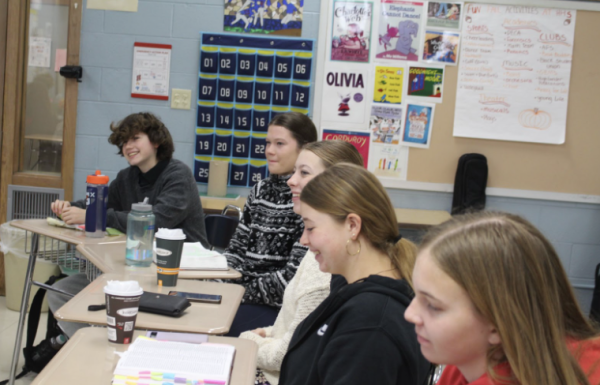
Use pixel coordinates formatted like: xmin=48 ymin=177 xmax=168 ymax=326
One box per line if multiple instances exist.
xmin=112 ymin=337 xmax=235 ymax=385
xmin=179 ymin=242 xmax=228 ymax=271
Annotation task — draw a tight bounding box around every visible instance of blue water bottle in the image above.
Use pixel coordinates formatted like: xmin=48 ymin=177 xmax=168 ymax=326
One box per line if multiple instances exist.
xmin=85 ymin=170 xmax=109 ymax=238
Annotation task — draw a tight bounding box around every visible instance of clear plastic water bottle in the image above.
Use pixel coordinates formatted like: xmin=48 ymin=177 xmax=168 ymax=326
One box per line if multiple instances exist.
xmin=125 ymin=200 xmax=155 ymax=267
xmin=85 ymin=170 xmax=109 ymax=238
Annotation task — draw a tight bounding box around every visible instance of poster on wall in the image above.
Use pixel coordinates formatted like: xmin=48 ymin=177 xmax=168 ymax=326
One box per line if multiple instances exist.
xmin=330 ymin=0 xmax=373 ymax=62
xmin=322 ymin=64 xmax=369 ymax=123
xmin=426 ymin=2 xmax=463 ymax=30
xmin=376 ymin=0 xmax=424 ymax=62
xmin=401 ymin=102 xmax=435 ymax=148
xmin=373 ymin=66 xmax=404 ymax=104
xmin=323 ymin=129 xmax=370 ymax=168
xmin=454 ymin=4 xmax=576 ymax=144
xmin=368 ymin=143 xmax=409 ymax=179
xmin=407 ymin=65 xmax=444 ymax=102
xmin=131 ymin=42 xmax=172 ymax=100
xmin=224 ymin=0 xmax=304 ymax=36
xmin=422 ymin=30 xmax=460 ymax=65
xmin=370 ymin=105 xmax=402 ymax=144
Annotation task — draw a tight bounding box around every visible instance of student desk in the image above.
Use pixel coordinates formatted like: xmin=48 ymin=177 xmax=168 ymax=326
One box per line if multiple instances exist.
xmin=31 ymin=327 xmax=258 ymax=385
xmin=54 ymin=273 xmax=245 ymax=335
xmin=8 ymin=219 xmax=126 ymax=385
xmin=201 ymin=196 xmax=451 ymax=229
xmin=76 ymin=242 xmax=242 ymax=280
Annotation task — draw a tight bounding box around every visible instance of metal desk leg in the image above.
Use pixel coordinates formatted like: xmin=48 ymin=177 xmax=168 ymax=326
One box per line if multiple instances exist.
xmin=9 ymin=233 xmax=39 ymax=385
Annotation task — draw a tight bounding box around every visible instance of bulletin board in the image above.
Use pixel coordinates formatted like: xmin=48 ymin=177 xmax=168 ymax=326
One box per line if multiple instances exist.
xmin=195 ymin=33 xmax=315 ymax=188
xmin=312 ymin=0 xmax=600 ymax=200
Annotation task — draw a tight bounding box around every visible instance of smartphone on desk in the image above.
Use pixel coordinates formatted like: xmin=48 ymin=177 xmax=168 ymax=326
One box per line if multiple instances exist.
xmin=169 ymin=291 xmax=222 ymax=304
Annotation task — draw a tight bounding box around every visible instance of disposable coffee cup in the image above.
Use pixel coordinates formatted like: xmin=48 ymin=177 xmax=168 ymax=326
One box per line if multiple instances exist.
xmin=103 ymin=280 xmax=143 ymax=344
xmin=155 ymin=228 xmax=186 ymax=286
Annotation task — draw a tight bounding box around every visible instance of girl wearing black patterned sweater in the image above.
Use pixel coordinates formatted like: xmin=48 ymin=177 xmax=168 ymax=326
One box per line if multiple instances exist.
xmin=224 ymin=112 xmax=318 ymax=336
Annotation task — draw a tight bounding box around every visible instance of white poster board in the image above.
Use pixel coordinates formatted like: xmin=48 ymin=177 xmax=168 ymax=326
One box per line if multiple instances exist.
xmin=453 ymin=3 xmax=576 ymax=144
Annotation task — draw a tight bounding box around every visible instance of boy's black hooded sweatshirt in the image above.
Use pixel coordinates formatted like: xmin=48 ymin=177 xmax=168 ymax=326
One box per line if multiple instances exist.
xmin=279 ymin=275 xmax=430 ymax=385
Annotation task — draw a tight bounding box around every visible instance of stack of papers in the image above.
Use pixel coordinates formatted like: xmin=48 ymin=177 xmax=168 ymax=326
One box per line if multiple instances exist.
xmin=179 ymin=242 xmax=228 ymax=271
xmin=112 ymin=337 xmax=235 ymax=385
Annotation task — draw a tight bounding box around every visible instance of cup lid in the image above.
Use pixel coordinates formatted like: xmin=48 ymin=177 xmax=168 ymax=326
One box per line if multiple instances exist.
xmin=87 ymin=170 xmax=109 ymax=184
xmin=103 ymin=280 xmax=143 ymax=296
xmin=155 ymin=228 xmax=186 ymax=240
xmin=132 ymin=202 xmax=152 ymax=211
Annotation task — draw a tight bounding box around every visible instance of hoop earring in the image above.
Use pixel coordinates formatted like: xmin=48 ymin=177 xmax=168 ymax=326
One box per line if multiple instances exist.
xmin=346 ymin=239 xmax=361 ymax=256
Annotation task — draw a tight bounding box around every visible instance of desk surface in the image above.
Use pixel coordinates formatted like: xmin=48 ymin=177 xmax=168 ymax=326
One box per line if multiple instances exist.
xmin=55 ymin=273 xmax=245 ymax=334
xmin=201 ymin=196 xmax=451 ymax=228
xmin=11 ymin=219 xmax=126 ymax=245
xmin=76 ymin=243 xmax=242 ymax=280
xmin=31 ymin=327 xmax=258 ymax=385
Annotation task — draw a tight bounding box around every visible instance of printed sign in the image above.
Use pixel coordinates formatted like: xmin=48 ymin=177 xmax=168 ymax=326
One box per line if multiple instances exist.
xmin=376 ymin=0 xmax=424 ymax=62
xmin=331 ymin=1 xmax=373 ymax=62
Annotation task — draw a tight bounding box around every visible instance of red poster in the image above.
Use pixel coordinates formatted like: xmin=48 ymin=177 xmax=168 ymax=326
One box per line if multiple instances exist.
xmin=322 ymin=129 xmax=369 ymax=168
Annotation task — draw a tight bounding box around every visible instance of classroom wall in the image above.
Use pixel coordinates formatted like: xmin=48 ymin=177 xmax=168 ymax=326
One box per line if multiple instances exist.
xmin=73 ymin=0 xmax=599 ymax=313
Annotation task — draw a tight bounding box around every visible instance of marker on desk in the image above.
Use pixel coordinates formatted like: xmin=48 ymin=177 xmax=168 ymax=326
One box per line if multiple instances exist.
xmin=394 ymin=159 xmax=398 ymax=171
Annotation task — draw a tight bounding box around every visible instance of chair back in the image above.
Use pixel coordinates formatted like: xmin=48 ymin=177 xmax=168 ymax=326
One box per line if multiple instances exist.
xmin=204 ymin=214 xmax=240 ymax=251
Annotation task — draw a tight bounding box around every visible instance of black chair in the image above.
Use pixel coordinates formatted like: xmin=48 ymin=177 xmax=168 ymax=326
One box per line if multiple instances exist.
xmin=204 ymin=205 xmax=242 ymax=251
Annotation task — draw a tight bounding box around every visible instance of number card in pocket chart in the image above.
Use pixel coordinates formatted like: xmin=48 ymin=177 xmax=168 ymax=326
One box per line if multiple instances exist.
xmin=195 ymin=33 xmax=315 ymax=187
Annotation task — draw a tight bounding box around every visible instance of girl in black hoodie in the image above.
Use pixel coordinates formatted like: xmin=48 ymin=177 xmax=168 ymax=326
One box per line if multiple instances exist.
xmin=278 ymin=164 xmax=431 ymax=385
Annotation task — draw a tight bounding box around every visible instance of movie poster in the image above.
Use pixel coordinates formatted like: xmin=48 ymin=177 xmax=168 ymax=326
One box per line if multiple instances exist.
xmin=401 ymin=103 xmax=435 ymax=148
xmin=321 ymin=64 xmax=369 ymax=123
xmin=376 ymin=0 xmax=424 ymax=62
xmin=426 ymin=2 xmax=462 ymax=30
xmin=330 ymin=1 xmax=373 ymax=62
xmin=422 ymin=30 xmax=460 ymax=65
xmin=323 ymin=129 xmax=370 ymax=168
xmin=373 ymin=66 xmax=404 ymax=104
xmin=224 ymin=0 xmax=304 ymax=36
xmin=407 ymin=65 xmax=444 ymax=102
xmin=370 ymin=105 xmax=402 ymax=144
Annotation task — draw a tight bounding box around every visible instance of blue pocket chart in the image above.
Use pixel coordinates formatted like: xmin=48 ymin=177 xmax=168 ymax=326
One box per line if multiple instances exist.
xmin=196 ymin=33 xmax=315 ymax=187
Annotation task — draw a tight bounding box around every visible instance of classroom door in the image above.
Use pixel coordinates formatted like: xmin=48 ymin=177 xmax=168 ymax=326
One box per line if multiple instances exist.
xmin=0 ymin=0 xmax=82 ymax=294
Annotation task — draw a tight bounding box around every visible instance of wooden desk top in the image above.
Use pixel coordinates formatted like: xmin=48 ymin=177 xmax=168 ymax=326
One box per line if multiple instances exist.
xmin=31 ymin=327 xmax=258 ymax=385
xmin=76 ymin=243 xmax=242 ymax=280
xmin=201 ymin=197 xmax=451 ymax=228
xmin=10 ymin=219 xmax=126 ymax=246
xmin=55 ymin=273 xmax=245 ymax=335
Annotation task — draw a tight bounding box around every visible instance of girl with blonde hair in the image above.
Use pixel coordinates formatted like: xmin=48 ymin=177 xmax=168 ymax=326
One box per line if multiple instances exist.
xmin=278 ymin=163 xmax=430 ymax=385
xmin=405 ymin=211 xmax=600 ymax=385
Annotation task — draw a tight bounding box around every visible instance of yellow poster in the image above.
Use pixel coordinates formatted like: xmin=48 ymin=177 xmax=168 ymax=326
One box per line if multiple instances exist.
xmin=373 ymin=66 xmax=404 ymax=104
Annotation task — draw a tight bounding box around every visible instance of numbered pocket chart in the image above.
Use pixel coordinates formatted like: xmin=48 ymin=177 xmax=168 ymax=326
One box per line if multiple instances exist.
xmin=196 ymin=33 xmax=315 ymax=187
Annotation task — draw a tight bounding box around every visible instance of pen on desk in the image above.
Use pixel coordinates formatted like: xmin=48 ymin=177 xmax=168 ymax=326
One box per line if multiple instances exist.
xmin=88 ymin=304 xmax=106 ymax=311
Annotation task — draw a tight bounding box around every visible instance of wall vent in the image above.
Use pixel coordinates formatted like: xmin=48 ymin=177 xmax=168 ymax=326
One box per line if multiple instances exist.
xmin=7 ymin=185 xmax=64 ymax=221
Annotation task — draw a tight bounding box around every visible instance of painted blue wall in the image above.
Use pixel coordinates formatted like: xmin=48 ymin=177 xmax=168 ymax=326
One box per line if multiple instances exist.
xmin=74 ymin=0 xmax=599 ymax=312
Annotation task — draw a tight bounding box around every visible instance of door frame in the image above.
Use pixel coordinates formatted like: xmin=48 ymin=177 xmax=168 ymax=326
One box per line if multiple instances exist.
xmin=0 ymin=0 xmax=81 ymax=293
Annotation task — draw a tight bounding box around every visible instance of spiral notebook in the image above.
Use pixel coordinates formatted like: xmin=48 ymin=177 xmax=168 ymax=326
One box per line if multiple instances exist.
xmin=112 ymin=336 xmax=235 ymax=385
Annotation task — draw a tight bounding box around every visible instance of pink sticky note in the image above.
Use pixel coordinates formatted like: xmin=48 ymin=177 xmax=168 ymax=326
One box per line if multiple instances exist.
xmin=54 ymin=49 xmax=67 ymax=72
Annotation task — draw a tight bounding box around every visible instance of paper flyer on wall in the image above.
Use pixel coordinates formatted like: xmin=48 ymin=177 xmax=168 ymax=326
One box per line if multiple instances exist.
xmin=368 ymin=142 xmax=409 ymax=180
xmin=224 ymin=0 xmax=304 ymax=36
xmin=407 ymin=65 xmax=444 ymax=102
xmin=401 ymin=102 xmax=435 ymax=148
xmin=323 ymin=129 xmax=370 ymax=168
xmin=376 ymin=0 xmax=424 ymax=62
xmin=422 ymin=30 xmax=460 ymax=65
xmin=373 ymin=66 xmax=404 ymax=104
xmin=330 ymin=0 xmax=373 ymax=62
xmin=426 ymin=2 xmax=463 ymax=30
xmin=453 ymin=4 xmax=576 ymax=144
xmin=131 ymin=42 xmax=172 ymax=100
xmin=321 ymin=64 xmax=369 ymax=124
xmin=370 ymin=105 xmax=402 ymax=144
